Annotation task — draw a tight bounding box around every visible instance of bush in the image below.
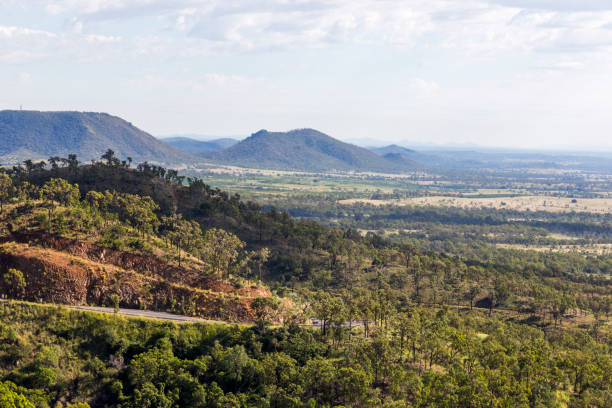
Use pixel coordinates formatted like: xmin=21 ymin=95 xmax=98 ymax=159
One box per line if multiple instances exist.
xmin=2 ymin=268 xmax=26 ymax=299
xmin=100 ymin=224 xmax=128 ymax=250
xmin=110 ymin=294 xmax=120 ymax=313
xmin=128 ymin=238 xmax=152 ymax=252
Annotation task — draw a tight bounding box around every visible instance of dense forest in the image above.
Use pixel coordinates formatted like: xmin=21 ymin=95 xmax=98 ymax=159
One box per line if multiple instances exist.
xmin=0 ymin=152 xmax=610 ymax=407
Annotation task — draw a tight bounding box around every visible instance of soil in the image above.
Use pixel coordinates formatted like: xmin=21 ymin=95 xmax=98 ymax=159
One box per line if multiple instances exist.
xmin=0 ymin=233 xmax=274 ymax=322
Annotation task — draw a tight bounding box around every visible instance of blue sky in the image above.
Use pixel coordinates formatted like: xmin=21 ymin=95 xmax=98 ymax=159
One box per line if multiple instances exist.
xmin=2 ymin=0 xmax=612 ymax=149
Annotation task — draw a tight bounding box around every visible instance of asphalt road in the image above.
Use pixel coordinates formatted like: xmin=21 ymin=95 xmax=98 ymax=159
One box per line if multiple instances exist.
xmin=0 ymin=299 xmax=243 ymax=325
xmin=68 ymin=305 xmax=246 ymax=325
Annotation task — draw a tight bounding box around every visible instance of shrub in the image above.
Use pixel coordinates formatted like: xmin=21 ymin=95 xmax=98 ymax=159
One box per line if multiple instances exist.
xmin=110 ymin=294 xmax=120 ymax=313
xmin=2 ymin=268 xmax=26 ymax=299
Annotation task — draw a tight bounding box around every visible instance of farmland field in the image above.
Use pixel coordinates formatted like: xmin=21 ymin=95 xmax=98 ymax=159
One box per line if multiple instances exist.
xmin=339 ymin=195 xmax=612 ymax=214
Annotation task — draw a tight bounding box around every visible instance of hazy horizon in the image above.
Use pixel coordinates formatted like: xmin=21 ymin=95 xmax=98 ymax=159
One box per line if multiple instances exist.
xmin=3 ymin=1 xmax=612 ymax=150
xmin=157 ymin=131 xmax=612 ymax=155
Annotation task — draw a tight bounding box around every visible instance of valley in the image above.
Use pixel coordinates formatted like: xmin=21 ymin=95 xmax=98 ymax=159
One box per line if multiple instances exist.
xmin=0 ymin=127 xmax=611 ymax=407
xmin=4 ymin=1 xmax=612 ymax=406
xmin=0 ymin=151 xmax=610 ymax=407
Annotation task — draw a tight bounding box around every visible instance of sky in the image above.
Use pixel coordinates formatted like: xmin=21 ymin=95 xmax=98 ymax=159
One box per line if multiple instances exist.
xmin=1 ymin=0 xmax=612 ymax=149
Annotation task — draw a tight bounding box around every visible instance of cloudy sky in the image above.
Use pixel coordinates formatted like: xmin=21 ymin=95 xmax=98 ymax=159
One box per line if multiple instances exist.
xmin=2 ymin=0 xmax=612 ymax=149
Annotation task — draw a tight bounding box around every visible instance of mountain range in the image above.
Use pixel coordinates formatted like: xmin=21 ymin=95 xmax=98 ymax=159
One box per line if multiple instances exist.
xmin=0 ymin=111 xmax=420 ymax=172
xmin=200 ymin=128 xmax=419 ymax=172
xmin=369 ymin=144 xmax=415 ymax=157
xmin=0 ymin=110 xmax=196 ymax=165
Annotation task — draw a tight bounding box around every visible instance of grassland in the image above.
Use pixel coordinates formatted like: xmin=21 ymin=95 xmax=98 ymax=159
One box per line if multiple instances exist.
xmin=190 ymin=164 xmax=612 ymax=259
xmin=340 ymin=195 xmax=612 ymax=214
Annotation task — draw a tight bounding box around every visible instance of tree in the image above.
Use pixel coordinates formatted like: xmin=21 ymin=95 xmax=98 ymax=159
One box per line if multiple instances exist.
xmin=311 ymin=291 xmax=345 ymax=337
xmin=494 ymin=280 xmax=510 ymax=308
xmin=0 ymin=173 xmax=11 ymax=213
xmin=48 ymin=156 xmax=61 ymax=170
xmin=101 ymin=149 xmax=120 ymax=166
xmin=110 ymin=294 xmax=120 ymax=313
xmin=0 ymin=381 xmax=36 ymax=408
xmin=39 ymin=178 xmax=80 ymax=218
xmin=58 ymin=154 xmax=79 ymax=174
xmin=466 ymin=285 xmax=480 ymax=310
xmin=200 ymin=228 xmax=245 ymax=279
xmin=251 ymin=297 xmax=279 ymax=323
xmin=128 ymin=340 xmax=206 ymax=408
xmin=161 ymin=214 xmax=202 ymax=267
xmin=22 ymin=159 xmax=34 ymax=174
xmin=354 ymin=288 xmax=374 ymax=337
xmin=2 ymin=268 xmax=26 ymax=299
xmin=254 ymin=248 xmax=269 ymax=281
xmin=407 ymin=256 xmax=424 ymax=304
xmin=118 ymin=193 xmax=160 ymax=238
xmin=85 ymin=191 xmax=107 ymax=213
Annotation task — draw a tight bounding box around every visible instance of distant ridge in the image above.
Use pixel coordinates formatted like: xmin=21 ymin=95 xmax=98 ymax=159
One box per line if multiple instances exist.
xmin=369 ymin=144 xmax=415 ymax=157
xmin=161 ymin=136 xmax=238 ymax=153
xmin=0 ymin=110 xmax=198 ymax=165
xmin=202 ymin=128 xmax=418 ymax=172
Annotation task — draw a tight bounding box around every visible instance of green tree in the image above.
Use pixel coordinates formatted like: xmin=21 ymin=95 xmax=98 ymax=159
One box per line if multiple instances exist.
xmin=128 ymin=339 xmax=206 ymax=408
xmin=0 ymin=173 xmax=11 ymax=213
xmin=119 ymin=193 xmax=160 ymax=238
xmin=311 ymin=291 xmax=345 ymax=337
xmin=60 ymin=154 xmax=79 ymax=174
xmin=466 ymin=285 xmax=480 ymax=310
xmin=161 ymin=214 xmax=202 ymax=267
xmin=39 ymin=178 xmax=80 ymax=218
xmin=494 ymin=280 xmax=510 ymax=308
xmin=252 ymin=297 xmax=279 ymax=323
xmin=101 ymin=149 xmax=120 ymax=166
xmin=254 ymin=247 xmax=270 ymax=281
xmin=110 ymin=294 xmax=120 ymax=313
xmin=2 ymin=268 xmax=26 ymax=299
xmin=0 ymin=381 xmax=36 ymax=408
xmin=200 ymin=228 xmax=245 ymax=279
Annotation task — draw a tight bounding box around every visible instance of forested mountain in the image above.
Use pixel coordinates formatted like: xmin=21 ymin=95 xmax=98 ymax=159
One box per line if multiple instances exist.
xmin=0 ymin=110 xmax=198 ymax=165
xmin=202 ymin=128 xmax=419 ymax=172
xmin=161 ymin=136 xmax=239 ymax=153
xmin=369 ymin=144 xmax=415 ymax=157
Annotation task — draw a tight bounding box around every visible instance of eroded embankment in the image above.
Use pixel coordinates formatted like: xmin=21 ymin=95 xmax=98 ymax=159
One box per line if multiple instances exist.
xmin=6 ymin=232 xmax=270 ymax=297
xmin=0 ymin=239 xmax=269 ymax=322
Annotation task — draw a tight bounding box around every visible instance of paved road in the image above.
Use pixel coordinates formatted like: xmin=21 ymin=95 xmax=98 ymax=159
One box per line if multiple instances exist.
xmin=68 ymin=305 xmax=247 ymax=325
xmin=0 ymin=299 xmax=244 ymax=325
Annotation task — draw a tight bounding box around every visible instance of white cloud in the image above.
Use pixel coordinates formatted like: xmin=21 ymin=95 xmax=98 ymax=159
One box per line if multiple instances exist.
xmin=24 ymin=0 xmax=611 ymax=62
xmin=0 ymin=25 xmax=56 ymax=39
xmin=489 ymin=0 xmax=612 ymax=12
xmin=85 ymin=34 xmax=121 ymax=44
xmin=4 ymin=0 xmax=612 ymax=147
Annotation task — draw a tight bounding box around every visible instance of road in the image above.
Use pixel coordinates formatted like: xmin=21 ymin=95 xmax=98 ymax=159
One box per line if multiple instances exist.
xmin=0 ymin=299 xmax=245 ymax=325
xmin=68 ymin=305 xmax=248 ymax=325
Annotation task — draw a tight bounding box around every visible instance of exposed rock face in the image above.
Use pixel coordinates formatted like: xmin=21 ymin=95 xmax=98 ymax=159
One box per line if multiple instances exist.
xmin=0 ymin=235 xmax=272 ymax=322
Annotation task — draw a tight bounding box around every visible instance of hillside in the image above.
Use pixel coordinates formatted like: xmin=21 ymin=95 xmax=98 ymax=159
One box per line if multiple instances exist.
xmin=0 ymin=110 xmax=198 ymax=165
xmin=203 ymin=128 xmax=418 ymax=172
xmin=161 ymin=136 xmax=238 ymax=153
xmin=369 ymin=144 xmax=415 ymax=157
xmin=0 ymin=189 xmax=275 ymax=322
xmin=0 ymin=160 xmax=610 ymax=407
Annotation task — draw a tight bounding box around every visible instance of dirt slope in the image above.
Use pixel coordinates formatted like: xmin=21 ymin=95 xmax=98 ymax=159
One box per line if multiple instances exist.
xmin=0 ymin=237 xmax=272 ymax=322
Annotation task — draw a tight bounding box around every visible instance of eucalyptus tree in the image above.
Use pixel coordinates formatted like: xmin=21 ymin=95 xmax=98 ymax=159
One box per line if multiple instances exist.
xmin=0 ymin=173 xmax=11 ymax=213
